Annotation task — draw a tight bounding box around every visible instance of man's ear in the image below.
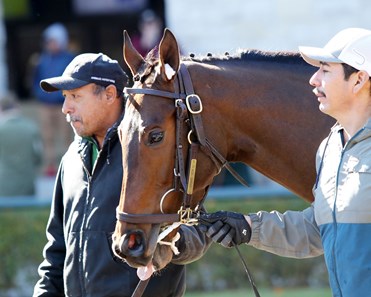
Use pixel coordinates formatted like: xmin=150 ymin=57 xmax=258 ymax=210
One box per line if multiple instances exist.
xmin=353 ymin=70 xmax=370 ymax=94
xmin=105 ymin=85 xmax=118 ymax=103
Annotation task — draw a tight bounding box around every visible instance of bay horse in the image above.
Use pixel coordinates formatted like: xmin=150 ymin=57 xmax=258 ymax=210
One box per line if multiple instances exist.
xmin=113 ymin=29 xmax=334 ymax=275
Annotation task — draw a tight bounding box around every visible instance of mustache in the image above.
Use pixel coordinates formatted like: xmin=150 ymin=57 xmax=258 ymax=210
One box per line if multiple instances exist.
xmin=313 ymin=88 xmax=326 ymax=97
xmin=66 ymin=114 xmax=82 ymax=123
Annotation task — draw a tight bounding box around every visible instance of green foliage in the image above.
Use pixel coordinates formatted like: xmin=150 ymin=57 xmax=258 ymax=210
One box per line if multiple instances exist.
xmin=186 ymin=196 xmax=329 ymax=291
xmin=3 ymin=0 xmax=29 ymax=19
xmin=0 ymin=207 xmax=49 ymax=289
xmin=185 ymin=287 xmax=332 ymax=297
xmin=0 ymin=196 xmax=329 ymax=293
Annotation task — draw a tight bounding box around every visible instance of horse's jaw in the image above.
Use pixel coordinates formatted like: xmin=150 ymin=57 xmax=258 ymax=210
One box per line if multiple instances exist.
xmin=150 ymin=244 xmax=174 ymax=271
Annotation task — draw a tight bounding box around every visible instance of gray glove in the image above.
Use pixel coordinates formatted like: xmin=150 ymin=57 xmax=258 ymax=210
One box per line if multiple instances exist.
xmin=198 ymin=211 xmax=251 ymax=248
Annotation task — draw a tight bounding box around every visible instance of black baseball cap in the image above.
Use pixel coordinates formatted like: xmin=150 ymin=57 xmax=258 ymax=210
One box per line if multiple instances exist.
xmin=40 ymin=53 xmax=129 ymax=92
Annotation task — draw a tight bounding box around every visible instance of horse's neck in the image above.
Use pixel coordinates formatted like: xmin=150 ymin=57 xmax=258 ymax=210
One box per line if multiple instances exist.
xmin=188 ymin=56 xmax=332 ymax=200
xmin=192 ymin=58 xmax=316 ymax=153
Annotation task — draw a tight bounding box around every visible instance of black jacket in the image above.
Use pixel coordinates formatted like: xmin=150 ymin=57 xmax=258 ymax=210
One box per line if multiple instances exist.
xmin=33 ymin=119 xmax=210 ymax=297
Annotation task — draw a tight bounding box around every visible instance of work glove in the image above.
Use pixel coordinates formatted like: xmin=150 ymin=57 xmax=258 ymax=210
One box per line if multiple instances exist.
xmin=198 ymin=211 xmax=251 ymax=248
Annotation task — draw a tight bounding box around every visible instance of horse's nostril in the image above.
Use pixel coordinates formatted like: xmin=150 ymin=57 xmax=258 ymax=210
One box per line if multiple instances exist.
xmin=128 ymin=232 xmax=142 ymax=250
xmin=117 ymin=231 xmax=145 ymax=258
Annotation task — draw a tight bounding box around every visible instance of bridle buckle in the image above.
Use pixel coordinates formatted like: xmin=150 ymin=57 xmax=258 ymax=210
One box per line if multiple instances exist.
xmin=186 ymin=94 xmax=203 ymax=114
xmin=178 ymin=206 xmax=196 ymax=224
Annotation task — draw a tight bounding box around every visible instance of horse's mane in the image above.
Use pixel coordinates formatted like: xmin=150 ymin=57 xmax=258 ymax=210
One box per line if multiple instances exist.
xmin=143 ymin=47 xmax=304 ymax=64
xmin=139 ymin=48 xmax=308 ymax=82
xmin=182 ymin=49 xmax=307 ymax=65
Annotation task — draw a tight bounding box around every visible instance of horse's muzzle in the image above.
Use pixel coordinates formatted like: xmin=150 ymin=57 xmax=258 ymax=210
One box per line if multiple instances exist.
xmin=113 ymin=230 xmax=146 ymax=261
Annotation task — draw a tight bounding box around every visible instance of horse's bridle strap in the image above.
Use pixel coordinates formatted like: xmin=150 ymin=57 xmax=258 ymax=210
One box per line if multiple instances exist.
xmin=124 ymin=87 xmax=186 ymax=100
xmin=118 ymin=63 xmax=249 ymax=226
xmin=117 ymin=211 xmax=179 ymax=224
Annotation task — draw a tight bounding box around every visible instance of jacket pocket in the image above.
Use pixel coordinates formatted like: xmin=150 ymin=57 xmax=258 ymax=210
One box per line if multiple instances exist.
xmin=83 ymin=231 xmax=137 ymax=296
xmin=337 ymin=160 xmax=371 ymax=222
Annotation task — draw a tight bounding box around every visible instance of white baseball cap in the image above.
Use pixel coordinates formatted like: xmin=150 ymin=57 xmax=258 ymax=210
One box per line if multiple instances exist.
xmin=299 ymin=28 xmax=371 ymax=76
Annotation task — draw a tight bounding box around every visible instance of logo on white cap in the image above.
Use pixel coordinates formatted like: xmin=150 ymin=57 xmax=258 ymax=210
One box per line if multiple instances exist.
xmin=352 ymin=49 xmax=365 ymax=66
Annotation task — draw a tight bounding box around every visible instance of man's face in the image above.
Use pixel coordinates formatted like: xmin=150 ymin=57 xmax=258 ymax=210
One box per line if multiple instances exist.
xmin=309 ymin=62 xmax=354 ymax=119
xmin=62 ymin=83 xmax=109 ymax=140
xmin=45 ymin=38 xmax=63 ymax=54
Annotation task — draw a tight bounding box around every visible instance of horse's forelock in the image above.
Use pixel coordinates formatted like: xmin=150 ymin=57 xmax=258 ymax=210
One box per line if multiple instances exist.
xmin=132 ymin=47 xmax=161 ymax=84
xmin=135 ymin=56 xmax=158 ymax=84
xmin=144 ymin=46 xmax=159 ymax=64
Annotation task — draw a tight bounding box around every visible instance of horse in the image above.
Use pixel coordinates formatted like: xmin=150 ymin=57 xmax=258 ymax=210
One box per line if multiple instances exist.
xmin=112 ymin=29 xmax=335 ymax=274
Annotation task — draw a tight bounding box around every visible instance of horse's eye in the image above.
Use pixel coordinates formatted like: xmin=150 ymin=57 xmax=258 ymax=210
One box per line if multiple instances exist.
xmin=148 ymin=131 xmax=164 ymax=145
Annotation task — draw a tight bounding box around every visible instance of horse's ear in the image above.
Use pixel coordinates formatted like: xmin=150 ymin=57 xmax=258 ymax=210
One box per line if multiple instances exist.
xmin=123 ymin=30 xmax=145 ymax=76
xmin=158 ymin=29 xmax=180 ymax=81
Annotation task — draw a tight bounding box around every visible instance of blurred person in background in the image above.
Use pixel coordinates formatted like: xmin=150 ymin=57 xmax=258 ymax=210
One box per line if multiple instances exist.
xmin=31 ymin=22 xmax=75 ymax=176
xmin=0 ymin=93 xmax=43 ymax=197
xmin=132 ymin=9 xmax=164 ymax=57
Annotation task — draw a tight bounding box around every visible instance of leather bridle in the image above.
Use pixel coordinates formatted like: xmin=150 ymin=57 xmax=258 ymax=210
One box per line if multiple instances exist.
xmin=116 ymin=63 xmax=249 ymax=226
xmin=117 ymin=62 xmax=259 ymax=297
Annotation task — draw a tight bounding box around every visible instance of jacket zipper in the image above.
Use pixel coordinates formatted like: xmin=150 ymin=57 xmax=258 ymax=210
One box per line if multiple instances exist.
xmin=332 ymin=149 xmax=343 ymax=297
xmin=331 ymin=128 xmax=363 ymax=297
xmin=79 ymin=153 xmax=92 ymax=295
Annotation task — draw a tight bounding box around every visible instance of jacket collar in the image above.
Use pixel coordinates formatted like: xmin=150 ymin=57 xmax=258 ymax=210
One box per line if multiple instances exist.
xmin=331 ymin=118 xmax=371 ymax=146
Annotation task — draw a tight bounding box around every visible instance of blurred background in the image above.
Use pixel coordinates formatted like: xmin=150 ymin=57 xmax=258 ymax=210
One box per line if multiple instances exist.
xmin=1 ymin=0 xmax=370 ymax=296
xmin=6 ymin=0 xmax=371 ymax=104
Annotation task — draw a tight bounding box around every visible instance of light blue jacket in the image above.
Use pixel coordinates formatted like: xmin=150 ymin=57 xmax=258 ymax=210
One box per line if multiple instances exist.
xmin=249 ymin=120 xmax=371 ymax=297
xmin=32 ymin=51 xmax=74 ymax=105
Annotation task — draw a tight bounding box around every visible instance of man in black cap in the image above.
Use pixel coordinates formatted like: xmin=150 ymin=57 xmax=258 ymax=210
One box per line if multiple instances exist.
xmin=33 ymin=53 xmax=210 ymax=296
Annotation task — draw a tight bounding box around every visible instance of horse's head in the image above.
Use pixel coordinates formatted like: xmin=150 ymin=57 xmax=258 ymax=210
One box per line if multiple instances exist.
xmin=112 ymin=29 xmax=220 ymax=274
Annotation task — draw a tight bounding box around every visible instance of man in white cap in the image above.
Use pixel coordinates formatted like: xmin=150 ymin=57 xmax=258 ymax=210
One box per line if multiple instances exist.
xmin=198 ymin=28 xmax=371 ymax=296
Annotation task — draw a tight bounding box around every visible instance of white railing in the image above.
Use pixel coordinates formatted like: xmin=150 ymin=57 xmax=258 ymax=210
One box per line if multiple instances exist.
xmin=0 ymin=184 xmax=297 ymax=209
